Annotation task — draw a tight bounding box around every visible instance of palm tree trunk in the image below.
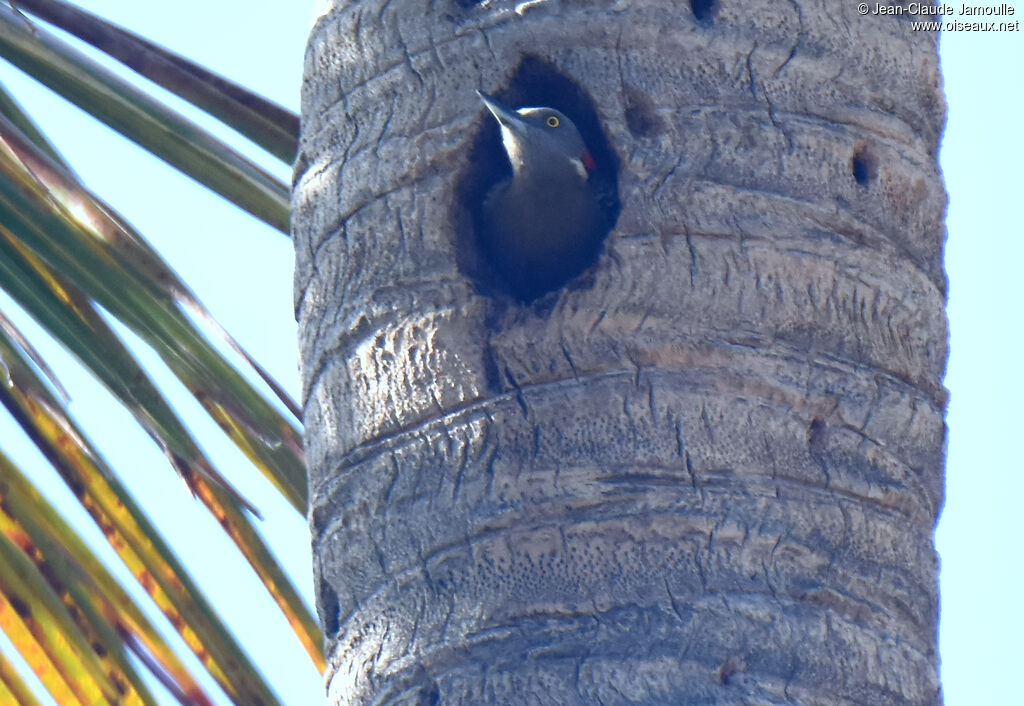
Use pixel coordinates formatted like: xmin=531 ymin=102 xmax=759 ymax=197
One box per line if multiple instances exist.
xmin=294 ymin=1 xmax=946 ymax=703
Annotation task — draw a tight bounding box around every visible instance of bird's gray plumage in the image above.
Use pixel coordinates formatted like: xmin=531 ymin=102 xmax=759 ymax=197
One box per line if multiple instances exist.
xmin=477 ymin=91 xmax=610 ymax=301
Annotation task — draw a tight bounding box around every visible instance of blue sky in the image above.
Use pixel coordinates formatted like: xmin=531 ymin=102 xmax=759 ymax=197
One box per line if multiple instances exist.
xmin=0 ymin=2 xmax=1019 ymax=704
xmin=933 ymin=7 xmax=1023 ymax=705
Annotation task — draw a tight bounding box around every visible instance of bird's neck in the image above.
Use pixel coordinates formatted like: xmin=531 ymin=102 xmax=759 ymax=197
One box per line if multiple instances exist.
xmin=509 ymin=157 xmax=590 ymax=196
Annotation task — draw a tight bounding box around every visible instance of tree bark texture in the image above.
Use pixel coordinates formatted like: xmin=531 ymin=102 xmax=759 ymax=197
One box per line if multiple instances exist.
xmin=294 ymin=1 xmax=947 ymax=703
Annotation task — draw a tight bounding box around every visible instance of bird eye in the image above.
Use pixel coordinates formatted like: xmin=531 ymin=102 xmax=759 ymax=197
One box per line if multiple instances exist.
xmin=546 ymin=115 xmax=560 ymax=128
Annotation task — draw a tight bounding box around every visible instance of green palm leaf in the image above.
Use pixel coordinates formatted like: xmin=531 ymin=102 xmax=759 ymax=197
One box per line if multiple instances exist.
xmin=8 ymin=0 xmax=299 ymax=162
xmin=0 ymin=1 xmax=320 ymax=703
xmin=0 ymin=2 xmax=290 ymax=232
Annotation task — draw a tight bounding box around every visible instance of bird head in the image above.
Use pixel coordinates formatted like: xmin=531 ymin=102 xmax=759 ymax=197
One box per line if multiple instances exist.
xmin=477 ymin=90 xmax=596 ymax=182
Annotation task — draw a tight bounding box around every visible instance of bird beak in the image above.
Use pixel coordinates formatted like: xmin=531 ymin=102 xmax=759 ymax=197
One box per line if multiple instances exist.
xmin=477 ymin=90 xmax=527 ymax=135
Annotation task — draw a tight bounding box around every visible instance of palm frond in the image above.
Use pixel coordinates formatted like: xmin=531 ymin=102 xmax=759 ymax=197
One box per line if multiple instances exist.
xmin=0 ymin=1 xmax=321 ymax=702
xmin=9 ymin=0 xmax=298 ymax=162
xmin=0 ymin=3 xmax=290 ymax=232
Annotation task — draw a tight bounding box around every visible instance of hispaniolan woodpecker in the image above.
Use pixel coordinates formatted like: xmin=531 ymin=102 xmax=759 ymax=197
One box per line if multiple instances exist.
xmin=477 ymin=90 xmax=613 ymax=301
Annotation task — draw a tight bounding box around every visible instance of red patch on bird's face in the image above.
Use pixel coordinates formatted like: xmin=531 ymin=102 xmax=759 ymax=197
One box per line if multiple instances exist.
xmin=582 ymin=151 xmax=596 ymax=171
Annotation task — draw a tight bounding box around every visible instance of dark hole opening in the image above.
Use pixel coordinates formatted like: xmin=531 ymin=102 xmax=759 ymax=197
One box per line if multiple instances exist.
xmin=455 ymin=57 xmax=621 ymax=303
xmin=691 ymin=0 xmax=716 ymax=23
xmin=851 ymin=145 xmax=876 ymax=187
